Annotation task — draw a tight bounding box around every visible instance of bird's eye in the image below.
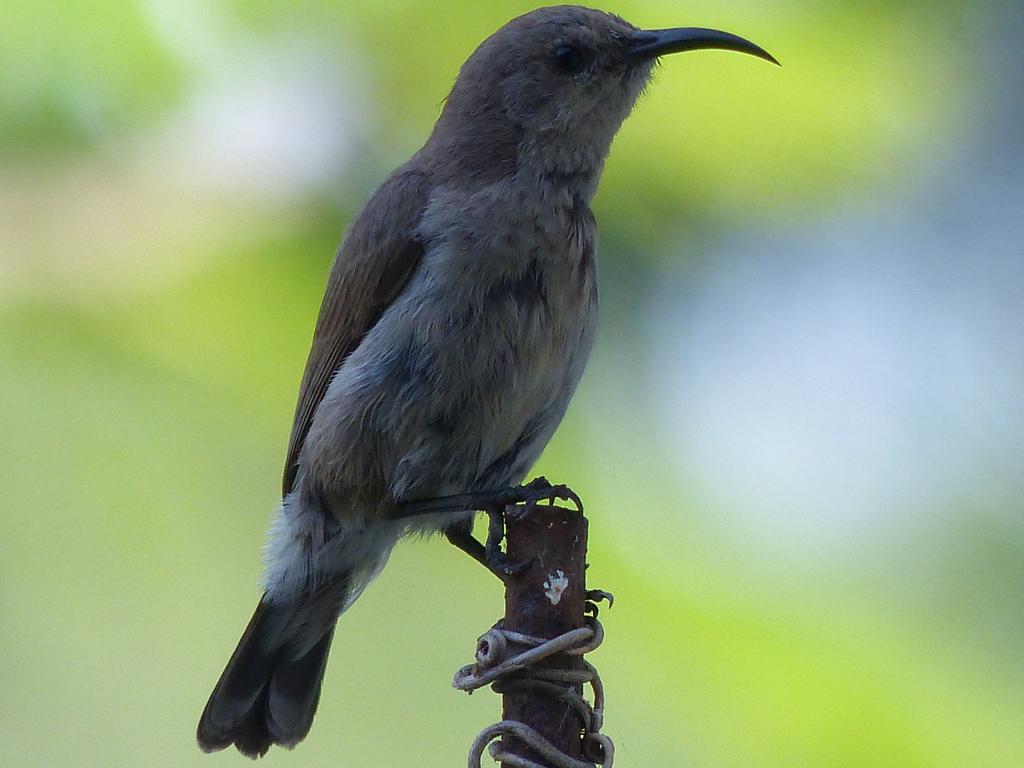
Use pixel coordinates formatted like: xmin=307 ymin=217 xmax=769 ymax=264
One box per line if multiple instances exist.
xmin=552 ymin=44 xmax=587 ymax=74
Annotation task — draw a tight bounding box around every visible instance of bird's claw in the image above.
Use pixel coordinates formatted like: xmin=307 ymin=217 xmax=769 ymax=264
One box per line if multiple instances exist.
xmin=487 ymin=552 xmax=533 ymax=581
xmin=513 ymin=476 xmax=584 ymax=514
xmin=585 ymin=588 xmax=615 ymax=616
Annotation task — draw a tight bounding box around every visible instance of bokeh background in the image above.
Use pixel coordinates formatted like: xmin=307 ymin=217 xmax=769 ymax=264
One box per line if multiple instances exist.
xmin=3 ymin=0 xmax=1023 ymax=765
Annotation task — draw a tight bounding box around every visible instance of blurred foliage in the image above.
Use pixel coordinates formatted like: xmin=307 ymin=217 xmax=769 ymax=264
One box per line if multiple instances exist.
xmin=2 ymin=1 xmax=1022 ymax=767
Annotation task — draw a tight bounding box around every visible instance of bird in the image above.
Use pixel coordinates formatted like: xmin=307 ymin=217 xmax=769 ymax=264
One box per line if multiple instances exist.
xmin=196 ymin=4 xmax=775 ymax=759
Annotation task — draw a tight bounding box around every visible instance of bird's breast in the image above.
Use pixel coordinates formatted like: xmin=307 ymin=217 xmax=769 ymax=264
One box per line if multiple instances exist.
xmin=414 ymin=185 xmax=598 ymax=395
xmin=399 ymin=188 xmax=598 ymax=485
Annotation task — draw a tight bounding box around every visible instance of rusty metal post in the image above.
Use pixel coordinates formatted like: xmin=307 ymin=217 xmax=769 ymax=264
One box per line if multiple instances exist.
xmin=499 ymin=504 xmax=589 ymax=765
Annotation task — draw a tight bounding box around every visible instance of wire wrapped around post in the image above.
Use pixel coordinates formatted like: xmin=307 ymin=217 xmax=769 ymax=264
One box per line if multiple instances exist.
xmin=453 ymin=501 xmax=614 ymax=767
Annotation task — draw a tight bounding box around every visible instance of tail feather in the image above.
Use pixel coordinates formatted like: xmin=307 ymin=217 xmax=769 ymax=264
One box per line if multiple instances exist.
xmin=266 ymin=626 xmax=336 ymax=747
xmin=197 ymin=598 xmax=338 ymax=758
xmin=226 ymin=686 xmax=273 ymax=759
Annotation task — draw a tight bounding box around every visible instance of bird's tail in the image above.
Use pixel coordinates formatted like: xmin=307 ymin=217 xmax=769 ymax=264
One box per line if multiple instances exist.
xmin=196 ymin=588 xmax=344 ymax=759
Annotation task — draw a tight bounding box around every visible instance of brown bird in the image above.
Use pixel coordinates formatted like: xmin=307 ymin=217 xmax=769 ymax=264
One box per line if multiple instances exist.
xmin=197 ymin=4 xmax=775 ymax=758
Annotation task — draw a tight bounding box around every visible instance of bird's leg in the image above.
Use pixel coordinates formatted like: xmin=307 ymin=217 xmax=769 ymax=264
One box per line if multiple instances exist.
xmin=484 ymin=504 xmax=506 ymax=564
xmin=395 ymin=476 xmax=584 ymax=519
xmin=443 ymin=508 xmax=528 ymax=583
xmin=444 ymin=518 xmax=490 ymax=571
xmin=416 ymin=477 xmax=582 ymax=582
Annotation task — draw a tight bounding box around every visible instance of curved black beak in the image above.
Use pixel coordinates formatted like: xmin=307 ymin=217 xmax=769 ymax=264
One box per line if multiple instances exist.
xmin=627 ymin=27 xmax=779 ymax=66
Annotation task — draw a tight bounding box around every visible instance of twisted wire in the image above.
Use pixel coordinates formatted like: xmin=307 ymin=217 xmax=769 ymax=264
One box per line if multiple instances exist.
xmin=454 ymin=616 xmax=614 ymax=768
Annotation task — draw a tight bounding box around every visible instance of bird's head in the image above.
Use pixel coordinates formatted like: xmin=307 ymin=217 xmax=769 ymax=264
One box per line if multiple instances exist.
xmin=427 ymin=5 xmax=776 ymax=190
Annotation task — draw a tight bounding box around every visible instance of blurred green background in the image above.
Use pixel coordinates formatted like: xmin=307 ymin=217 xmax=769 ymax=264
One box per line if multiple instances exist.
xmin=3 ymin=1 xmax=1023 ymax=765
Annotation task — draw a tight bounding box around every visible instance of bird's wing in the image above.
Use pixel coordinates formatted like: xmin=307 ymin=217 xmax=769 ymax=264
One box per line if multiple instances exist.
xmin=282 ymin=166 xmax=432 ymax=496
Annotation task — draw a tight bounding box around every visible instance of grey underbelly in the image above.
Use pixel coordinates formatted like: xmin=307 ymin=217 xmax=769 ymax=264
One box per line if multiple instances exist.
xmin=381 ymin=308 xmax=594 ymax=499
xmin=306 ymin=303 xmax=592 ymax=506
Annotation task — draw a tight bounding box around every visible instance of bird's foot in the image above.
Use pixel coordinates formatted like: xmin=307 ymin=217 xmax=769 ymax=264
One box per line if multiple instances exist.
xmin=394 ymin=476 xmax=584 ymax=519
xmin=484 ymin=549 xmax=532 ymax=581
xmin=483 ymin=504 xmax=531 ymax=579
xmin=407 ymin=478 xmax=583 ymax=583
xmin=495 ymin=476 xmax=584 ymax=515
xmin=444 ymin=508 xmax=530 ymax=584
xmin=585 ymin=588 xmax=615 ymax=616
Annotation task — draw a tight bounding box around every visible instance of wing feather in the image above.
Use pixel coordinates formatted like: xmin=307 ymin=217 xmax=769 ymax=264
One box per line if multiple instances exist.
xmin=282 ymin=166 xmax=431 ymax=496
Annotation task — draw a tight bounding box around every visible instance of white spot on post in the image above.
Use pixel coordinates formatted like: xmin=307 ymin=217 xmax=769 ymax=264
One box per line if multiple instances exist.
xmin=543 ymin=570 xmax=569 ymax=605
